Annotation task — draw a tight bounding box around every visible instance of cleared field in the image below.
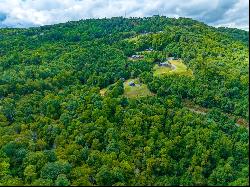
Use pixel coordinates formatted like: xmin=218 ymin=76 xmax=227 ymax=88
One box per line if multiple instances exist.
xmin=100 ymin=79 xmax=154 ymax=98
xmin=153 ymin=60 xmax=193 ymax=77
xmin=124 ymin=79 xmax=154 ymax=98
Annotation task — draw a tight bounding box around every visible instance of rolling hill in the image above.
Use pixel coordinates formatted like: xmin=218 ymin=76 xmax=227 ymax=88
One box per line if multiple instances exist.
xmin=0 ymin=16 xmax=249 ymax=186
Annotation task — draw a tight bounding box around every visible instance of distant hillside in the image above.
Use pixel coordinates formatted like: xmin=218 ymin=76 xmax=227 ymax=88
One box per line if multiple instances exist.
xmin=217 ymin=27 xmax=249 ymax=46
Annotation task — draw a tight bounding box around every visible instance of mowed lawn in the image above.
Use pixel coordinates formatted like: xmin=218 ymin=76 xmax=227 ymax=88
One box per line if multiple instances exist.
xmin=100 ymin=79 xmax=154 ymax=98
xmin=123 ymin=79 xmax=154 ymax=98
xmin=153 ymin=60 xmax=193 ymax=77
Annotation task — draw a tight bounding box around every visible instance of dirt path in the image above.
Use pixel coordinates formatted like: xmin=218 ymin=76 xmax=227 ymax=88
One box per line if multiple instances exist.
xmin=171 ymin=64 xmax=177 ymax=71
xmin=183 ymin=100 xmax=249 ymax=129
xmin=186 ymin=107 xmax=207 ymax=115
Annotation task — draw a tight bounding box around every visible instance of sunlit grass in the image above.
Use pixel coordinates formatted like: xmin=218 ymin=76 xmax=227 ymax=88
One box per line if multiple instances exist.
xmin=100 ymin=78 xmax=154 ymax=98
xmin=100 ymin=88 xmax=107 ymax=96
xmin=153 ymin=60 xmax=193 ymax=77
xmin=123 ymin=79 xmax=154 ymax=98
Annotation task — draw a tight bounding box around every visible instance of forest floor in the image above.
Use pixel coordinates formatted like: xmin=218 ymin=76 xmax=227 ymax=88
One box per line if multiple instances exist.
xmin=153 ymin=60 xmax=193 ymax=77
xmin=183 ymin=99 xmax=249 ymax=129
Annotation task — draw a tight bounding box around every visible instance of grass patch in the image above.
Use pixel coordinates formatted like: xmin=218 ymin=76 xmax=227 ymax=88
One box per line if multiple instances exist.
xmin=123 ymin=79 xmax=154 ymax=98
xmin=153 ymin=59 xmax=193 ymax=77
xmin=127 ymin=36 xmax=139 ymax=43
xmin=100 ymin=79 xmax=154 ymax=98
xmin=100 ymin=88 xmax=107 ymax=96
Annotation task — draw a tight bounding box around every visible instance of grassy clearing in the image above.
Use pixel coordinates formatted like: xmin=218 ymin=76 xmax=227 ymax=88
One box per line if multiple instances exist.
xmin=100 ymin=79 xmax=154 ymax=98
xmin=153 ymin=60 xmax=193 ymax=77
xmin=125 ymin=35 xmax=141 ymax=44
xmin=127 ymin=36 xmax=139 ymax=43
xmin=123 ymin=79 xmax=154 ymax=98
xmin=100 ymin=88 xmax=107 ymax=96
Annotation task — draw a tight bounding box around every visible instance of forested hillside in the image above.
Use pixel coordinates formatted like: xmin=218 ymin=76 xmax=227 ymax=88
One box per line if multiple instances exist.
xmin=0 ymin=16 xmax=249 ymax=186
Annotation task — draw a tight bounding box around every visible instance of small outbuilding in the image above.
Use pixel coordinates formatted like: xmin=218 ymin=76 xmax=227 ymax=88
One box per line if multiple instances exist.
xmin=146 ymin=48 xmax=154 ymax=51
xmin=167 ymin=57 xmax=174 ymax=61
xmin=129 ymin=81 xmax=136 ymax=87
xmin=120 ymin=78 xmax=126 ymax=82
xmin=131 ymin=55 xmax=144 ymax=59
xmin=159 ymin=62 xmax=168 ymax=67
xmin=159 ymin=62 xmax=173 ymax=68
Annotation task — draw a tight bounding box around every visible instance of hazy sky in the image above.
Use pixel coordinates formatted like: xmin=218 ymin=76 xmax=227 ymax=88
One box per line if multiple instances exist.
xmin=0 ymin=0 xmax=249 ymax=30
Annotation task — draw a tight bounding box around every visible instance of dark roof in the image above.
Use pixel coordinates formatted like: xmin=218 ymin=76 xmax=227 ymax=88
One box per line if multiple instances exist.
xmin=129 ymin=81 xmax=135 ymax=86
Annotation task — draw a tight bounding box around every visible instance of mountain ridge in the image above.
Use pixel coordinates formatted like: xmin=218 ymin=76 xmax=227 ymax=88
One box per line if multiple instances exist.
xmin=0 ymin=16 xmax=248 ymax=186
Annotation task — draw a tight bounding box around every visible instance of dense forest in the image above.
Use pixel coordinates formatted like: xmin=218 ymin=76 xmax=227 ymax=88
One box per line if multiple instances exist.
xmin=0 ymin=16 xmax=249 ymax=186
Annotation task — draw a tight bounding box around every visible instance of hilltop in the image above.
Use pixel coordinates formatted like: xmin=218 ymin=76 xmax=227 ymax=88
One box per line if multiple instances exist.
xmin=0 ymin=16 xmax=249 ymax=186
